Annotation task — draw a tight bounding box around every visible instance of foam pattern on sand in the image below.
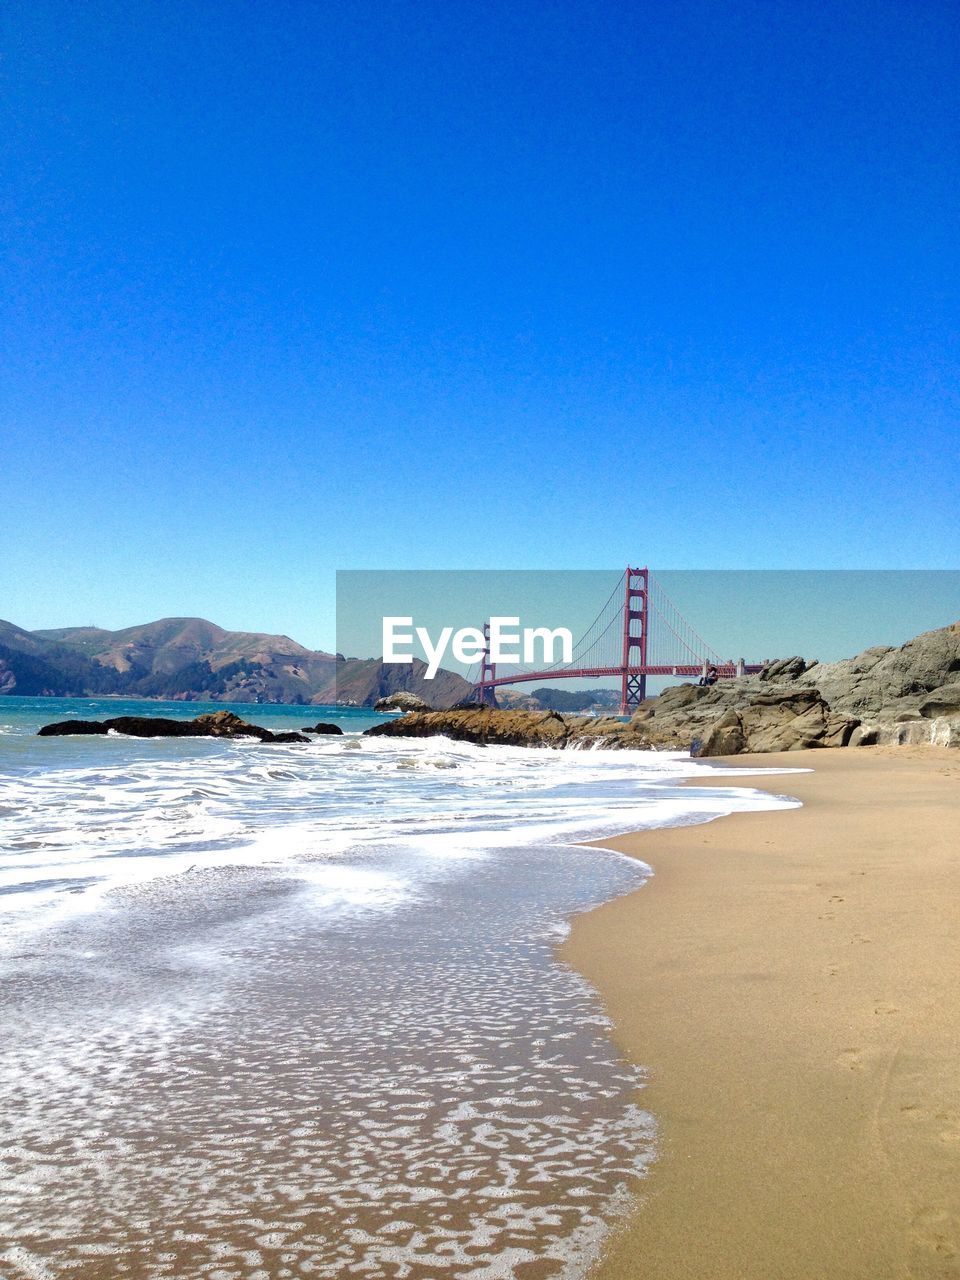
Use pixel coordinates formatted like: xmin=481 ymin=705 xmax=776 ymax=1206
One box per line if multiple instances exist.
xmin=2 ymin=844 xmax=654 ymax=1279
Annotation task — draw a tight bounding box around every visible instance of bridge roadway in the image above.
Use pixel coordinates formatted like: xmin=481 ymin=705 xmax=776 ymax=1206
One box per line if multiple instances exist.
xmin=476 ymin=662 xmax=766 ymax=691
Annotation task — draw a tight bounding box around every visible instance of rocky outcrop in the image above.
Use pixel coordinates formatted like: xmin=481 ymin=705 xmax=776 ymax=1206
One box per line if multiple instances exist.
xmin=366 ymin=707 xmax=572 ymax=748
xmin=695 ymin=687 xmax=858 ymax=756
xmin=38 ymin=711 xmax=310 ymax=744
xmin=799 ymin=622 xmax=960 ymax=720
xmin=301 ymin=722 xmax=344 ymax=735
xmin=374 ymin=692 xmax=431 ymax=713
xmin=362 ymin=681 xmax=860 ymax=756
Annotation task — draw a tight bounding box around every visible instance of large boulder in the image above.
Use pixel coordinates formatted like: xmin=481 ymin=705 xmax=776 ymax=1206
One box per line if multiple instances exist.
xmin=697 ymin=709 xmax=746 ymax=757
xmin=696 ymin=688 xmax=858 ymax=757
xmin=759 ymin=656 xmax=809 ymax=682
xmin=374 ymin=692 xmax=431 ymax=713
xmin=801 ymin=622 xmax=960 ymax=719
xmin=301 ymin=722 xmax=344 ymax=734
xmin=918 ymin=682 xmax=960 ymax=719
xmin=850 ymin=715 xmax=960 ymax=748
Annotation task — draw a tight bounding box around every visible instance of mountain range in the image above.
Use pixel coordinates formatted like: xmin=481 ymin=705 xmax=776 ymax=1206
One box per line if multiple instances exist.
xmin=0 ymin=617 xmax=474 ymax=708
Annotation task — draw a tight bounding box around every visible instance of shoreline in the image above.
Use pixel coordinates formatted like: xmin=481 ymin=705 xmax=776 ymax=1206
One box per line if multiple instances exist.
xmin=564 ymin=746 xmax=960 ymax=1280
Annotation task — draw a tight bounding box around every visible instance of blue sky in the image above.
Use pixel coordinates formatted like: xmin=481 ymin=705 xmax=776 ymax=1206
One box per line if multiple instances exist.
xmin=338 ymin=570 xmax=960 ymax=670
xmin=2 ymin=0 xmax=958 ymax=650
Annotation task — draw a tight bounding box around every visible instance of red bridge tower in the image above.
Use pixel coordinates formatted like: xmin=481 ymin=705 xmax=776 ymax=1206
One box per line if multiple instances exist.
xmin=619 ymin=566 xmax=649 ymax=716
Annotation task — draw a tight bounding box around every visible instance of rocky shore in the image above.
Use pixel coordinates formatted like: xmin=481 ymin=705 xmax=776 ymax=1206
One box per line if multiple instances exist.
xmin=366 ymin=621 xmax=960 ymax=756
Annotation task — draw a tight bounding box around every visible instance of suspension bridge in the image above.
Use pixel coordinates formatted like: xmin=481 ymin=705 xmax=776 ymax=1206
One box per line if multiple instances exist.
xmin=468 ymin=566 xmax=767 ymax=716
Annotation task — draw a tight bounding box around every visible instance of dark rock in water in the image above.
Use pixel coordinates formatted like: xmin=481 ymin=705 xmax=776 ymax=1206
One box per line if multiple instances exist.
xmin=301 ymin=722 xmax=344 ymax=735
xmin=38 ymin=710 xmax=310 ymax=744
xmin=37 ymin=719 xmax=111 ymax=736
xmin=101 ymin=716 xmax=205 ymax=738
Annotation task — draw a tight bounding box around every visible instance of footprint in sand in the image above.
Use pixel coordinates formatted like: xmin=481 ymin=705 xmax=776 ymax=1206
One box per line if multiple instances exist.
xmin=897 ymin=1104 xmax=960 ymax=1148
xmin=837 ymin=1048 xmax=864 ymax=1071
xmin=936 ymin=1110 xmax=960 ymax=1145
xmin=911 ymin=1206 xmax=958 ymax=1262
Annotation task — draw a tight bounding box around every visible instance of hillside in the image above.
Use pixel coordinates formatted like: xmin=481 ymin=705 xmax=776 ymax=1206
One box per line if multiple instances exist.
xmin=331 ymin=656 xmax=472 ymax=709
xmin=0 ymin=617 xmax=472 ymax=707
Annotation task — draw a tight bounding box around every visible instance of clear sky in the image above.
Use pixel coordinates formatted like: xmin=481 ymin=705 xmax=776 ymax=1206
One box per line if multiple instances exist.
xmin=2 ymin=0 xmax=958 ymax=651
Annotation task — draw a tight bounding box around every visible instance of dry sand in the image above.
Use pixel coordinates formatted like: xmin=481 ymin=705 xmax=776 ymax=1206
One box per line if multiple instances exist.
xmin=563 ymin=747 xmax=960 ymax=1280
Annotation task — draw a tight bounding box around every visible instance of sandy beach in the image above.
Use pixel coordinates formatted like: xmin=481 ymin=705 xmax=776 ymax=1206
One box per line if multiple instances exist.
xmin=565 ymin=747 xmax=960 ymax=1280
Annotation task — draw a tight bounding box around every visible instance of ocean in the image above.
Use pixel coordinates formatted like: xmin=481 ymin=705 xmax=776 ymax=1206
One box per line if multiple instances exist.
xmin=0 ymin=696 xmax=800 ymax=1279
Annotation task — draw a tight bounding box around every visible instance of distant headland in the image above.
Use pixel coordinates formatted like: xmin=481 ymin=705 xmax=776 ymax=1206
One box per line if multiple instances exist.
xmin=0 ymin=615 xmax=470 ymax=707
xmin=0 ymin=615 xmax=621 ymax=711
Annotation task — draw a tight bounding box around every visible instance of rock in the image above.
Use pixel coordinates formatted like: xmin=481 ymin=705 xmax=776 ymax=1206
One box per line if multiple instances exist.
xmin=918 ymin=682 xmax=960 ymax=718
xmin=801 ymin=622 xmax=960 ymax=720
xmin=648 ymin=682 xmax=710 ymax=708
xmin=698 ymin=709 xmax=746 ymax=757
xmin=366 ymin=707 xmax=572 ymax=748
xmin=38 ymin=710 xmax=310 ymax=744
xmin=301 ymin=722 xmax=344 ymax=734
xmin=37 ymin=719 xmax=111 ymax=736
xmin=849 ymin=714 xmax=960 ymax=749
xmin=759 ymin=656 xmax=807 ymax=682
xmin=696 ymin=692 xmax=858 ymax=756
xmin=849 ymin=724 xmax=880 ymax=747
xmin=39 ymin=715 xmax=198 ymax=738
xmin=374 ymin=692 xmax=431 ymax=713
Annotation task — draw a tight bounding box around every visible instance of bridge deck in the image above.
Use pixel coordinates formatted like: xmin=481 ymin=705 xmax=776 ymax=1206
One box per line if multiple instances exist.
xmin=477 ymin=664 xmax=765 ymax=690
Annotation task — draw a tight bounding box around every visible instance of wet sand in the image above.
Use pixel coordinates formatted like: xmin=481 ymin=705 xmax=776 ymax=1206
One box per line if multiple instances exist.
xmin=565 ymin=747 xmax=960 ymax=1280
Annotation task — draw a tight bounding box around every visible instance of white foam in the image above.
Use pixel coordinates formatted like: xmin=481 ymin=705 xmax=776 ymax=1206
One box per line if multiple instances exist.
xmin=0 ymin=732 xmax=802 ymax=942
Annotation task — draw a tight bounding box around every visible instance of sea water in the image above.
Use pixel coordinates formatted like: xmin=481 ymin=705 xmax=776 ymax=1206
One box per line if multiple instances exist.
xmin=0 ymin=696 xmax=800 ymax=1279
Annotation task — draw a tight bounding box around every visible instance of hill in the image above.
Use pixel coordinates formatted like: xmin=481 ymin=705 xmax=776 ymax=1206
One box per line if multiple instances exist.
xmin=0 ymin=617 xmax=473 ymax=707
